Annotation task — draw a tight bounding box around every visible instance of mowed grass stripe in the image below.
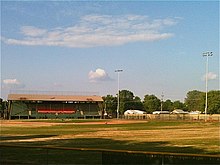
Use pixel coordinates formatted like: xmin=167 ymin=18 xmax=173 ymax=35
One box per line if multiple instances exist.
xmin=1 ymin=120 xmax=219 ymax=155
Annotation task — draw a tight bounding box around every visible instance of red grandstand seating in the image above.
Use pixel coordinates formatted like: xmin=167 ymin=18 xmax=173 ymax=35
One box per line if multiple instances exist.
xmin=37 ymin=109 xmax=76 ymax=114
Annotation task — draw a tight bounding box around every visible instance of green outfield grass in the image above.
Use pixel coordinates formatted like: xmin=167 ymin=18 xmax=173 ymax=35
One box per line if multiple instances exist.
xmin=1 ymin=120 xmax=219 ymax=164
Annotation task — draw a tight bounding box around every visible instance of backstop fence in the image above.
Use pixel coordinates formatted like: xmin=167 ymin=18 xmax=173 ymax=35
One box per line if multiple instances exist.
xmin=1 ymin=144 xmax=220 ymax=165
xmin=123 ymin=114 xmax=220 ymax=122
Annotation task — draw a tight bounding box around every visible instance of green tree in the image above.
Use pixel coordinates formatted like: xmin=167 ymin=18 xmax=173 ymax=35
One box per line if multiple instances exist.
xmin=185 ymin=90 xmax=204 ymax=112
xmin=143 ymin=94 xmax=160 ymax=113
xmin=173 ymin=100 xmax=186 ymax=110
xmin=207 ymin=90 xmax=220 ymax=114
xmin=0 ymin=98 xmax=3 ymax=111
xmin=163 ymin=99 xmax=173 ymax=112
xmin=119 ymin=90 xmax=144 ymax=113
xmin=134 ymin=96 xmax=141 ymax=102
xmin=103 ymin=90 xmax=144 ymax=117
xmin=119 ymin=90 xmax=134 ymax=113
xmin=0 ymin=99 xmax=7 ymax=111
xmin=123 ymin=98 xmax=144 ymax=111
xmin=132 ymin=96 xmax=144 ymax=110
xmin=102 ymin=95 xmax=117 ymax=116
xmin=119 ymin=90 xmax=134 ymax=102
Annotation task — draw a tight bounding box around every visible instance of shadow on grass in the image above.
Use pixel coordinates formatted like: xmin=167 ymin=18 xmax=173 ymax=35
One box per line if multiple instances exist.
xmin=1 ymin=137 xmax=220 ymax=165
xmin=51 ymin=138 xmax=208 ymax=154
xmin=1 ymin=136 xmax=210 ymax=154
xmin=1 ymin=134 xmax=57 ymax=141
xmin=0 ymin=146 xmax=101 ymax=165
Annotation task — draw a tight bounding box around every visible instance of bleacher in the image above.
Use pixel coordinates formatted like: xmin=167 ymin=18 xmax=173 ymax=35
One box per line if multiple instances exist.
xmin=8 ymin=94 xmax=103 ymax=119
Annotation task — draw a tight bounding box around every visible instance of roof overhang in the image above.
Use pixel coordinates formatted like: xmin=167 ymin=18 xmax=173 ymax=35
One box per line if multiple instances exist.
xmin=8 ymin=94 xmax=103 ymax=102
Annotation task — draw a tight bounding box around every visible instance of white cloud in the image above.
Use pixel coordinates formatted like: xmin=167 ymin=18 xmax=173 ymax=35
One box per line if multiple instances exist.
xmin=2 ymin=14 xmax=179 ymax=48
xmin=3 ymin=79 xmax=25 ymax=89
xmin=3 ymin=79 xmax=20 ymax=85
xmin=53 ymin=82 xmax=63 ymax=88
xmin=21 ymin=26 xmax=47 ymax=37
xmin=202 ymin=72 xmax=218 ymax=81
xmin=88 ymin=68 xmax=112 ymax=82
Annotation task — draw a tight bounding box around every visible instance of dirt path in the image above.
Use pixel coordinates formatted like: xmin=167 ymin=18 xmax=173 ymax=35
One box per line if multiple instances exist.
xmin=0 ymin=119 xmax=148 ymax=127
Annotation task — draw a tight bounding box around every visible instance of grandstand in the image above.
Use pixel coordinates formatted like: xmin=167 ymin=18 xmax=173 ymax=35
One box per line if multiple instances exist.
xmin=7 ymin=94 xmax=103 ymax=119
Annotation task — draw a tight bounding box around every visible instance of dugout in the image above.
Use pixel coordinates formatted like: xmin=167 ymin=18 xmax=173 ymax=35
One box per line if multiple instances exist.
xmin=7 ymin=94 xmax=103 ymax=119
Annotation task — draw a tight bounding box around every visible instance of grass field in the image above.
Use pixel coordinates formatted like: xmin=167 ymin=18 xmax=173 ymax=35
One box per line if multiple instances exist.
xmin=0 ymin=119 xmax=219 ymax=164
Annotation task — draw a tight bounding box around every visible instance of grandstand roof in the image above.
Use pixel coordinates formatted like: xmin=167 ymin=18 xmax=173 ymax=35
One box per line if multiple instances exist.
xmin=8 ymin=94 xmax=103 ymax=102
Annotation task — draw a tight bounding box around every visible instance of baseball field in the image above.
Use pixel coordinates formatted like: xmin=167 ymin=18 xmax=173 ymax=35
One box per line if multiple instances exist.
xmin=0 ymin=119 xmax=219 ymax=164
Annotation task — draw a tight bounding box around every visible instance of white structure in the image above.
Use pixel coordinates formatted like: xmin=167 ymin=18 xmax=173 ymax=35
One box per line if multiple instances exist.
xmin=189 ymin=111 xmax=201 ymax=115
xmin=153 ymin=111 xmax=169 ymax=114
xmin=172 ymin=109 xmax=189 ymax=114
xmin=124 ymin=110 xmax=146 ymax=115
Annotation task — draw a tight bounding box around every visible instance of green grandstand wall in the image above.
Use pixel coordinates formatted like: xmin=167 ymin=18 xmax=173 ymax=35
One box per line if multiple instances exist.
xmin=8 ymin=94 xmax=103 ymax=119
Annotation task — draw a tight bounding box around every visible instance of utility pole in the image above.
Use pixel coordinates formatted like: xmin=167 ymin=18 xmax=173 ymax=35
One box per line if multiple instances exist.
xmin=203 ymin=51 xmax=213 ymax=121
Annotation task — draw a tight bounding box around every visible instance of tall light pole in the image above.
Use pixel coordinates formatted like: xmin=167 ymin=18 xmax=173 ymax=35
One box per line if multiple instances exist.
xmin=203 ymin=51 xmax=213 ymax=121
xmin=115 ymin=69 xmax=123 ymax=119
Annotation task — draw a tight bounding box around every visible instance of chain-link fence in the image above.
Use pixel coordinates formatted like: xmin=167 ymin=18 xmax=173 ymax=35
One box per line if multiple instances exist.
xmin=123 ymin=114 xmax=220 ymax=122
xmin=1 ymin=144 xmax=220 ymax=165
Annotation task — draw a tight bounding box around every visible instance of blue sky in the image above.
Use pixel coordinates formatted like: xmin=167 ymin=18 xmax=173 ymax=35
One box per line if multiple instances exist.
xmin=1 ymin=1 xmax=219 ymax=101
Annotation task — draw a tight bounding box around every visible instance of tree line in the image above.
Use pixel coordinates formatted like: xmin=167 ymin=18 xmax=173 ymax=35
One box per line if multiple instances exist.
xmin=103 ymin=90 xmax=220 ymax=115
xmin=1 ymin=90 xmax=219 ymax=117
